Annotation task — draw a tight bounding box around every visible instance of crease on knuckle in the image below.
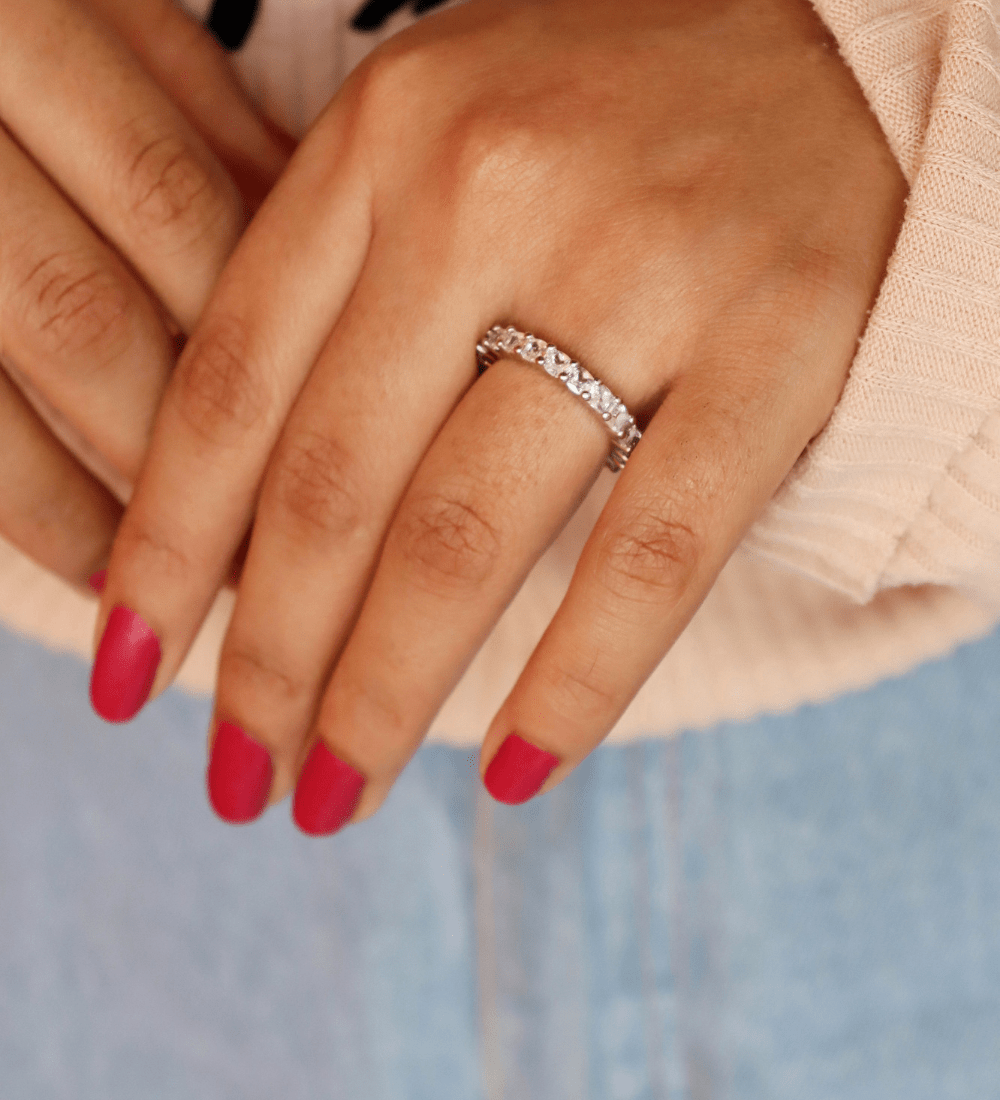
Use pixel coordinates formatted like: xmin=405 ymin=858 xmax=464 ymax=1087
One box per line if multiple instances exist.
xmin=270 ymin=431 xmax=366 ymax=542
xmin=15 ymin=250 xmax=132 ymax=362
xmin=219 ymin=645 xmax=309 ymax=709
xmin=598 ymin=508 xmax=703 ymax=606
xmin=395 ymin=488 xmax=502 ymax=594
xmin=113 ymin=521 xmax=192 ymax=583
xmin=540 ymin=655 xmax=616 ymax=726
xmin=123 ymin=129 xmax=237 ymax=244
xmin=173 ymin=317 xmax=270 ymax=444
xmin=322 ymin=674 xmax=410 ymax=760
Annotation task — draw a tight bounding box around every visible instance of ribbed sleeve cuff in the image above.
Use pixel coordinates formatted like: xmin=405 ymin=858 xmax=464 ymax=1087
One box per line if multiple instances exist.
xmin=746 ymin=0 xmax=1000 ymax=603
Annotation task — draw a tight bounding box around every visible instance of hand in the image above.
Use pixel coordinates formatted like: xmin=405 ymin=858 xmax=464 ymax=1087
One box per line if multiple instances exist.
xmin=92 ymin=0 xmax=907 ymax=828
xmin=0 ymin=0 xmax=292 ymax=589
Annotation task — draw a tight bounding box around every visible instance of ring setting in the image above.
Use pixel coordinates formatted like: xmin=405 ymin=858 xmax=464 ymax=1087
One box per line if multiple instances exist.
xmin=476 ymin=325 xmax=642 ymax=471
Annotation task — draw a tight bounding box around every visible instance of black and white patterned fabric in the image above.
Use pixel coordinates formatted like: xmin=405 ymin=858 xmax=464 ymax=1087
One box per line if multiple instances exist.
xmin=176 ymin=0 xmax=457 ymax=137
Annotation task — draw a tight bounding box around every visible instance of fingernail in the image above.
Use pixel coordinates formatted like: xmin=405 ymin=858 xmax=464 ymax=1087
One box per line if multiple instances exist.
xmin=89 ymin=606 xmax=161 ymax=723
xmin=87 ymin=569 xmax=107 ymax=594
xmin=207 ymin=720 xmax=273 ymax=825
xmin=483 ymin=733 xmax=559 ymax=805
xmin=292 ymin=742 xmax=365 ymax=836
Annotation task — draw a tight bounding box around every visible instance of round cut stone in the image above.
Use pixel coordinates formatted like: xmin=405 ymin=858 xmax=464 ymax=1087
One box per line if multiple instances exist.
xmin=543 ymin=347 xmax=571 ymax=375
xmin=610 ymin=409 xmax=632 ymax=434
xmin=521 ymin=336 xmax=546 ymax=361
xmin=499 ymin=328 xmax=521 ymax=352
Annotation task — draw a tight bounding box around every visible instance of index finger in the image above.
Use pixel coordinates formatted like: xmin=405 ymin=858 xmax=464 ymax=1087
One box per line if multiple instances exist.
xmin=89 ymin=92 xmax=374 ymax=721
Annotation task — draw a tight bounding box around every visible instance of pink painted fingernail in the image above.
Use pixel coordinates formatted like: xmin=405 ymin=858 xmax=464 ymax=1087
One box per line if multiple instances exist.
xmin=483 ymin=733 xmax=559 ymax=805
xmin=87 ymin=569 xmax=107 ymax=594
xmin=207 ymin=720 xmax=273 ymax=825
xmin=89 ymin=606 xmax=161 ymax=723
xmin=292 ymin=742 xmax=365 ymax=836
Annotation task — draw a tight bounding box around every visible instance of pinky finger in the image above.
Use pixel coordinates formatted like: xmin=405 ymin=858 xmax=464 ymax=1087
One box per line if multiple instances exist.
xmin=0 ymin=366 xmax=121 ymax=590
xmin=479 ymin=363 xmax=822 ymax=804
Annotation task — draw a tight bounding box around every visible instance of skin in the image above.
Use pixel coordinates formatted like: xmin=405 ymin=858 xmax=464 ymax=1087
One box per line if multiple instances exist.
xmin=96 ymin=0 xmax=909 ymax=821
xmin=0 ymin=0 xmax=292 ymax=588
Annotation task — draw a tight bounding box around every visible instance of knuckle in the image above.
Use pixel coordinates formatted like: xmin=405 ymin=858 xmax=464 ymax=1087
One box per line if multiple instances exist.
xmin=540 ymin=658 xmax=617 ymax=726
xmin=351 ymin=39 xmax=432 ymax=120
xmin=218 ymin=644 xmax=309 ymax=709
xmin=14 ymin=250 xmax=132 ymax=362
xmin=394 ymin=488 xmax=502 ymax=593
xmin=269 ymin=430 xmax=366 ymax=542
xmin=448 ymin=112 xmax=557 ymax=216
xmin=340 ymin=674 xmax=410 ymax=747
xmin=172 ymin=316 xmax=271 ymax=444
xmin=778 ymin=239 xmax=852 ymax=296
xmin=121 ymin=127 xmax=239 ymax=244
xmin=113 ymin=518 xmax=192 ymax=583
xmin=597 ymin=509 xmax=703 ymax=605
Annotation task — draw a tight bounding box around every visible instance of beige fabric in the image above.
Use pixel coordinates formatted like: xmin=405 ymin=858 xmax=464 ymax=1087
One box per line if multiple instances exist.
xmin=1 ymin=0 xmax=998 ymax=744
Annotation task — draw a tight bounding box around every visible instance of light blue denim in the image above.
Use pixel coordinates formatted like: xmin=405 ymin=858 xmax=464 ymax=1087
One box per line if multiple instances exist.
xmin=1 ymin=619 xmax=999 ymax=1100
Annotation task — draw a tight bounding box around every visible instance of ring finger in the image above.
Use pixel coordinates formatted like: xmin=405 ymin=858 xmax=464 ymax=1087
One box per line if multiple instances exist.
xmin=287 ymin=348 xmax=619 ymax=833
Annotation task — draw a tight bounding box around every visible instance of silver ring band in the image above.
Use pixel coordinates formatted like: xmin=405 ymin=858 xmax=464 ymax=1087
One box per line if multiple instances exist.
xmin=476 ymin=325 xmax=641 ymax=472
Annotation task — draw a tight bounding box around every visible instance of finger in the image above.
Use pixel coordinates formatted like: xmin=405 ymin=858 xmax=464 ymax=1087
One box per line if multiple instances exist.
xmin=479 ymin=334 xmax=840 ymax=804
xmin=81 ymin=0 xmax=294 ymax=211
xmin=0 ymin=365 xmax=121 ymax=589
xmin=204 ymin=258 xmax=491 ymax=822
xmin=0 ymin=126 xmax=176 ymax=480
xmin=283 ymin=350 xmax=614 ymax=834
xmin=91 ymin=96 xmax=373 ymax=723
xmin=0 ymin=0 xmax=244 ymax=331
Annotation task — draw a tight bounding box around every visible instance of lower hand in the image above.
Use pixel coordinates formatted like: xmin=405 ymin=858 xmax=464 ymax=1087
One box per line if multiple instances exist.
xmin=92 ymin=0 xmax=907 ymax=827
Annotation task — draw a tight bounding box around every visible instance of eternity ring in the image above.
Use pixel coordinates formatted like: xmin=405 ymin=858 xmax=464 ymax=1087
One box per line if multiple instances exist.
xmin=476 ymin=325 xmax=642 ymax=471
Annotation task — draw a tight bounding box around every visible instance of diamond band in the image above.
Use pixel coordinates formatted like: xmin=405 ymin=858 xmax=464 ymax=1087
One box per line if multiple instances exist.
xmin=476 ymin=325 xmax=641 ymax=471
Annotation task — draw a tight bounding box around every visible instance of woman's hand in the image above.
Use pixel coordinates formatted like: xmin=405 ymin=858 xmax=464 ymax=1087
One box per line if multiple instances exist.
xmin=91 ymin=0 xmax=907 ymax=828
xmin=0 ymin=0 xmax=292 ymax=589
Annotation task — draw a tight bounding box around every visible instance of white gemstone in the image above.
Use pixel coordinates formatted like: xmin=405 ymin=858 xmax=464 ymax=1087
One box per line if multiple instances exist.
xmin=520 ymin=336 xmax=546 ymax=361
xmin=499 ymin=328 xmax=521 ymax=352
xmin=610 ymin=409 xmax=632 ymax=434
xmin=543 ymin=347 xmax=571 ymax=376
xmin=597 ymin=388 xmax=616 ymax=414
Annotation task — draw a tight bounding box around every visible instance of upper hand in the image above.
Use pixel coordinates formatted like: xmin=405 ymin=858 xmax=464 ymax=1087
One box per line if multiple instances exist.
xmin=91 ymin=0 xmax=907 ymax=828
xmin=0 ymin=0 xmax=292 ymax=589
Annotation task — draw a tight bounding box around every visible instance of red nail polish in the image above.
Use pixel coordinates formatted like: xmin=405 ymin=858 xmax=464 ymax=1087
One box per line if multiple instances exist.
xmin=207 ymin=721 xmax=273 ymax=825
xmin=87 ymin=569 xmax=107 ymax=594
xmin=292 ymin=742 xmax=365 ymax=836
xmin=89 ymin=605 xmax=161 ymax=723
xmin=483 ymin=733 xmax=559 ymax=805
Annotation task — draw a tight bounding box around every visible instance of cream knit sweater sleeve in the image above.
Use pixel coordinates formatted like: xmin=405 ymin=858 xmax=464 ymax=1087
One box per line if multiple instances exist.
xmin=748 ymin=0 xmax=1000 ymax=603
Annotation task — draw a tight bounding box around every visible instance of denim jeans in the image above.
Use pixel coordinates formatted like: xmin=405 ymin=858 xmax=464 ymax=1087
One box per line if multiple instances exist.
xmin=1 ymin=620 xmax=998 ymax=1099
